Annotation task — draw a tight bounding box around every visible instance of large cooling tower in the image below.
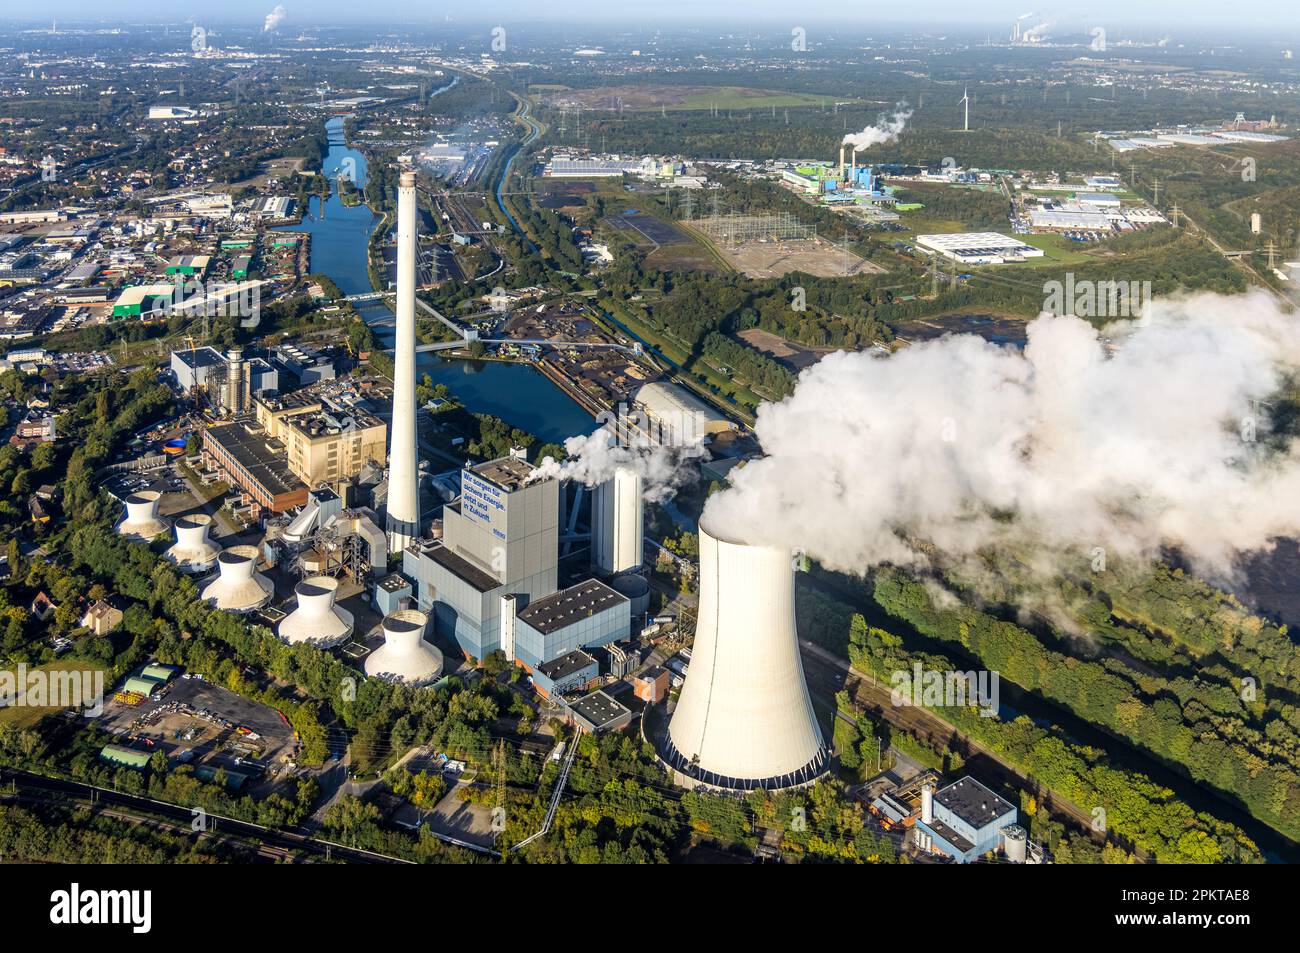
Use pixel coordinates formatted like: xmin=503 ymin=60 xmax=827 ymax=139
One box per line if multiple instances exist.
xmin=386 ymin=168 xmax=421 ymax=553
xmin=592 ymin=465 xmax=643 ymax=575
xmin=278 ymin=575 xmax=354 ymax=647
xmin=665 ymin=518 xmax=827 ymax=790
xmin=117 ymin=491 xmax=170 ymax=541
xmin=365 ymin=609 xmax=443 ymax=685
xmin=165 ymin=513 xmax=220 ymax=573
xmin=201 ymin=545 xmax=274 ymax=613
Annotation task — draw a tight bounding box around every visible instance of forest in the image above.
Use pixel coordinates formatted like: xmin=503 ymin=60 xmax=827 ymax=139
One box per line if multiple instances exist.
xmin=870 ymin=566 xmax=1300 ymax=845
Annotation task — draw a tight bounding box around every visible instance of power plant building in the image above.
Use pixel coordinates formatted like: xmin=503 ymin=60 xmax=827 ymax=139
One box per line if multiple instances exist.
xmin=510 ymin=578 xmax=630 ymax=669
xmin=253 ymin=390 xmax=386 ymax=487
xmin=913 ymin=776 xmax=1019 ymax=864
xmin=404 ymin=456 xmax=559 ymax=662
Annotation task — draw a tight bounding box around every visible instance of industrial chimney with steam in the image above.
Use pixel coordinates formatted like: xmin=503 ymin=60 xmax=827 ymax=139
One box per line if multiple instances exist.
xmin=662 ymin=518 xmax=827 ymax=790
xmin=592 ymin=465 xmax=643 ymax=576
xmin=386 ymin=168 xmax=421 ymax=553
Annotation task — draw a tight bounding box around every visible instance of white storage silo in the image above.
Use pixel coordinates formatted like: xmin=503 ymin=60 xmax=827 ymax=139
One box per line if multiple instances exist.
xmin=278 ymin=575 xmax=354 ymax=647
xmin=665 ymin=518 xmax=827 ymax=790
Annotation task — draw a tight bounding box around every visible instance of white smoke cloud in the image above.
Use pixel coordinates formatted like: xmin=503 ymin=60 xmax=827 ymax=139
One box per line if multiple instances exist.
xmin=532 ymin=426 xmax=705 ymax=503
xmin=703 ymin=290 xmax=1300 ymax=581
xmin=263 ymin=5 xmax=287 ymax=32
xmin=842 ymin=104 xmax=912 ymax=150
xmin=1022 ymin=19 xmax=1054 ymax=42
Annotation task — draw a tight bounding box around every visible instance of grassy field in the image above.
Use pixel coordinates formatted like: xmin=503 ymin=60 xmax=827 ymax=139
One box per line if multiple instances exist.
xmin=677 ymin=88 xmax=834 ymax=110
xmin=0 ymin=659 xmax=110 ymax=730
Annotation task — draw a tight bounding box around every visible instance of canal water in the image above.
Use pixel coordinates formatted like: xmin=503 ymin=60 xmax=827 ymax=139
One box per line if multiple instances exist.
xmin=288 ymin=116 xmax=593 ymax=445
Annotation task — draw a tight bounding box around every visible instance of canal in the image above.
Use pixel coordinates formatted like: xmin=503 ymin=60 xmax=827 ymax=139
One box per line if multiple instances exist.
xmin=287 ymin=115 xmax=594 ymax=445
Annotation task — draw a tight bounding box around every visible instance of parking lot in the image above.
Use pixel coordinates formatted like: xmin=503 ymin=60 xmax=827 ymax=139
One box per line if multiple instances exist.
xmin=97 ymin=676 xmax=301 ymax=791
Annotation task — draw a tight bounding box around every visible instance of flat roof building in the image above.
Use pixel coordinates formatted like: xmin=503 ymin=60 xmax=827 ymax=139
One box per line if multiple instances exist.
xmin=914 ymin=775 xmax=1018 ymax=864
xmin=566 ymin=690 xmax=633 ymax=733
xmin=202 ymin=417 xmax=309 ymax=515
xmin=511 ymin=578 xmax=630 ymax=669
xmin=533 ymin=648 xmax=599 ymax=698
xmin=916 ymin=232 xmax=1045 ymax=265
xmin=252 ymin=390 xmax=385 ymax=487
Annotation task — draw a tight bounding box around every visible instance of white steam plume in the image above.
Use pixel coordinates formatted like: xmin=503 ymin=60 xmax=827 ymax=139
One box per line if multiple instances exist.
xmin=263 ymin=5 xmax=287 ymax=32
xmin=532 ymin=426 xmax=705 ymax=503
xmin=703 ymin=290 xmax=1300 ymax=580
xmin=842 ymin=104 xmax=912 ymax=150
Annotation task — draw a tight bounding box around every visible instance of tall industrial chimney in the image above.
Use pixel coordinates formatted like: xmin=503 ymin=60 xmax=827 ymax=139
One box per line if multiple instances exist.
xmin=665 ymin=519 xmax=827 ymax=790
xmin=850 ymin=145 xmax=858 ymax=183
xmin=839 ymin=143 xmax=847 ymax=182
xmin=592 ymin=465 xmax=643 ymax=576
xmin=226 ymin=347 xmax=245 ymax=415
xmin=387 ymin=168 xmax=421 ymax=553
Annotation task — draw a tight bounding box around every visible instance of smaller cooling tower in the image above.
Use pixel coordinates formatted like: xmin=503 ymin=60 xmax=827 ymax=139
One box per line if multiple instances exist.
xmin=664 ymin=518 xmax=827 ymax=790
xmin=117 ymin=491 xmax=170 ymax=541
xmin=365 ymin=609 xmax=443 ymax=685
xmin=201 ymin=545 xmax=274 ymax=613
xmin=278 ymin=576 xmax=354 ymax=647
xmin=592 ymin=465 xmax=643 ymax=575
xmin=166 ymin=513 xmax=220 ymax=573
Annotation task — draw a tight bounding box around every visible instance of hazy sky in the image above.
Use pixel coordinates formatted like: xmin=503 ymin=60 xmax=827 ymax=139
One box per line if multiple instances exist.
xmin=11 ymin=1 xmax=1300 ymax=31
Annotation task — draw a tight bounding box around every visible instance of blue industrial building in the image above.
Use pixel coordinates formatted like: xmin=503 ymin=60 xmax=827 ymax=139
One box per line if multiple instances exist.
xmin=914 ymin=776 xmax=1017 ymax=864
xmin=532 ymin=648 xmax=599 ymax=698
xmin=509 ymin=578 xmax=630 ymax=669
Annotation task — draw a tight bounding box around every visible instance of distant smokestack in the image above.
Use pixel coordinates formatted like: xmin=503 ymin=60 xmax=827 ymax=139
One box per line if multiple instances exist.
xmin=664 ymin=519 xmax=826 ymax=790
xmin=387 ymin=169 xmax=421 ymax=552
xmin=839 ymin=143 xmax=846 ymax=181
xmin=851 ymin=145 xmax=857 ymax=181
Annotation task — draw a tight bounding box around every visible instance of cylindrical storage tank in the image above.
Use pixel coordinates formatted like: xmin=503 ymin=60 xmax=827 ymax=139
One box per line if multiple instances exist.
xmin=610 ymin=572 xmax=650 ymax=619
xmin=665 ymin=518 xmax=826 ymax=790
xmin=117 ymin=491 xmax=170 ymax=541
xmin=1002 ymin=824 xmax=1028 ymax=863
xmin=166 ymin=513 xmax=220 ymax=573
xmin=592 ymin=465 xmax=643 ymax=575
xmin=921 ymin=785 xmax=935 ymax=824
xmin=278 ymin=575 xmax=354 ymax=647
xmin=365 ymin=609 xmax=443 ymax=685
xmin=201 ymin=545 xmax=274 ymax=613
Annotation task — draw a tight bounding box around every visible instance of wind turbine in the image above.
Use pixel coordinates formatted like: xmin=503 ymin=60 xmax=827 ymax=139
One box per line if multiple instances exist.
xmin=960 ymin=86 xmax=971 ymax=131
